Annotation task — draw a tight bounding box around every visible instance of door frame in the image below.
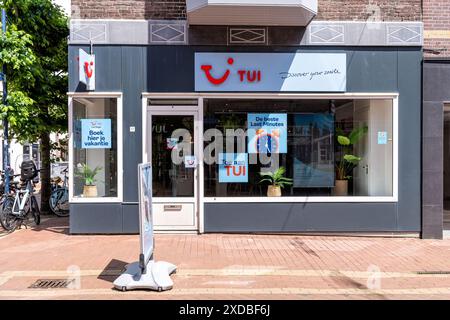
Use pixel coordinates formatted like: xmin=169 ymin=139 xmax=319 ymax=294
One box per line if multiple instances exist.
xmin=142 ymin=99 xmax=203 ymax=233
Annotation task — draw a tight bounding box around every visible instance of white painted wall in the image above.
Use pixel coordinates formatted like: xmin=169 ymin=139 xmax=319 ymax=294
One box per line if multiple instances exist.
xmin=353 ymin=99 xmax=393 ymax=196
xmin=353 ymin=100 xmax=370 ymax=196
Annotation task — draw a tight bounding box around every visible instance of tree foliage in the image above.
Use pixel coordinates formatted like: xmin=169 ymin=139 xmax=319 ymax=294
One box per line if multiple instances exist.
xmin=0 ymin=0 xmax=68 ymax=213
xmin=0 ymin=0 xmax=68 ymax=142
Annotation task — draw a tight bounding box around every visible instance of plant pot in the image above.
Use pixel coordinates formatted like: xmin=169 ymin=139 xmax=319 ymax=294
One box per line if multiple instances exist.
xmin=83 ymin=185 xmax=98 ymax=197
xmin=334 ymin=180 xmax=348 ymax=196
xmin=267 ymin=185 xmax=282 ymax=197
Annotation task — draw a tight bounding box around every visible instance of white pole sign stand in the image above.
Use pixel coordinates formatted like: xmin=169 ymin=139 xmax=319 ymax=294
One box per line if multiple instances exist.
xmin=113 ymin=163 xmax=177 ymax=292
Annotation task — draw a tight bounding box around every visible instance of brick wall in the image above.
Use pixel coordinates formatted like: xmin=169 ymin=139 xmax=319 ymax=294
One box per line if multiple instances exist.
xmin=71 ymin=0 xmax=186 ymax=20
xmin=72 ymin=0 xmax=421 ymax=22
xmin=317 ymin=0 xmax=421 ymax=21
xmin=423 ymin=0 xmax=450 ymax=57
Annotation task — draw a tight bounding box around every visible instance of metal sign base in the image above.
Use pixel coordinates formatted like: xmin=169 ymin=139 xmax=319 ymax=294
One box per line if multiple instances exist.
xmin=113 ymin=261 xmax=177 ymax=292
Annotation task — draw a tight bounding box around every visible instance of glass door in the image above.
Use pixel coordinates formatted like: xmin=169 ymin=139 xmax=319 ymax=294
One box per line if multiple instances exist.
xmin=148 ymin=109 xmax=198 ymax=231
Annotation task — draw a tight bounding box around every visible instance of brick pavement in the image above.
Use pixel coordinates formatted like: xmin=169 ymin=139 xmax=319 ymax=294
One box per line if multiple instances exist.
xmin=1 ymin=218 xmax=450 ymax=299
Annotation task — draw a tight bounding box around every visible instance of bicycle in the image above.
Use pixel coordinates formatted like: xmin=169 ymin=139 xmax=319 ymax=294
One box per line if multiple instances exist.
xmin=49 ymin=166 xmax=69 ymax=217
xmin=0 ymin=169 xmax=19 ymax=197
xmin=0 ymin=170 xmax=20 ymax=230
xmin=0 ymin=161 xmax=40 ymax=232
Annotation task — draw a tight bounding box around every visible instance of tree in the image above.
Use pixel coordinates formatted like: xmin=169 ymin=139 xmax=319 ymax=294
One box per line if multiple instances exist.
xmin=0 ymin=0 xmax=68 ymax=213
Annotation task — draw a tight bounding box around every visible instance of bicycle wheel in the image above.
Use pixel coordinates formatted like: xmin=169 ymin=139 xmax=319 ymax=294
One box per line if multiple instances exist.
xmin=0 ymin=195 xmax=19 ymax=231
xmin=49 ymin=188 xmax=69 ymax=217
xmin=30 ymin=196 xmax=40 ymax=225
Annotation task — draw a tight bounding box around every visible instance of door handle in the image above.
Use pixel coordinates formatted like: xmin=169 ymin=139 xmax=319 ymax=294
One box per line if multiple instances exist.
xmin=164 ymin=205 xmax=182 ymax=212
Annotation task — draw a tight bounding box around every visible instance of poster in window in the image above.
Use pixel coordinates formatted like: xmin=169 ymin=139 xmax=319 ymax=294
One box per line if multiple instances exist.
xmin=247 ymin=114 xmax=287 ymax=154
xmin=377 ymin=131 xmax=388 ymax=145
xmin=293 ymin=114 xmax=335 ymax=187
xmin=166 ymin=138 xmax=178 ymax=150
xmin=218 ymin=153 xmax=248 ymax=183
xmin=81 ymin=119 xmax=112 ymax=149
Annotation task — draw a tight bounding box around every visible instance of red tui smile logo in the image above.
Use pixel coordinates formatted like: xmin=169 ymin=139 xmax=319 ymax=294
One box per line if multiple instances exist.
xmin=84 ymin=61 xmax=94 ymax=79
xmin=201 ymin=57 xmax=234 ymax=85
xmin=200 ymin=56 xmax=262 ymax=86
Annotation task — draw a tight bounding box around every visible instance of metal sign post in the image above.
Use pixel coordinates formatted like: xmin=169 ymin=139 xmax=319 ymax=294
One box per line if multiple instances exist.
xmin=138 ymin=163 xmax=154 ymax=272
xmin=1 ymin=9 xmax=10 ymax=194
xmin=113 ymin=163 xmax=176 ymax=292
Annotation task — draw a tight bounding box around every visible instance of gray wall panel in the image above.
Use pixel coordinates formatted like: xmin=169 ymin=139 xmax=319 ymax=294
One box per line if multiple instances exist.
xmin=122 ymin=204 xmax=139 ymax=233
xmin=95 ymin=46 xmax=122 ymax=92
xmin=396 ymin=49 xmax=422 ymax=231
xmin=423 ymin=63 xmax=450 ymax=102
xmin=147 ymin=46 xmax=194 ymax=92
xmin=204 ymin=203 xmax=398 ymax=232
xmin=423 ymin=102 xmax=444 ymax=139
xmin=121 ymin=47 xmax=146 ymax=202
xmin=346 ymin=49 xmax=398 ymax=93
xmin=422 ymin=60 xmax=449 ymax=239
xmin=70 ymin=203 xmax=122 ymax=234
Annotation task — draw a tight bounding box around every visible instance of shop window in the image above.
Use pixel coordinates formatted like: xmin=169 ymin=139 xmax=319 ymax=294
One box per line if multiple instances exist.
xmin=22 ymin=143 xmax=40 ymax=169
xmin=203 ymin=98 xmax=394 ymax=198
xmin=23 ymin=145 xmax=31 ymax=161
xmin=71 ymin=97 xmax=118 ymax=199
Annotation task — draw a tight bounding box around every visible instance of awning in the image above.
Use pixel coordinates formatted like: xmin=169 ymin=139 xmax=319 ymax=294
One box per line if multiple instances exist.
xmin=186 ymin=0 xmax=318 ymax=26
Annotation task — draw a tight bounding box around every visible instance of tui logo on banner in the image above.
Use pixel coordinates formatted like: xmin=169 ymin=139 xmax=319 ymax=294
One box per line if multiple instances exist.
xmin=78 ymin=48 xmax=95 ymax=91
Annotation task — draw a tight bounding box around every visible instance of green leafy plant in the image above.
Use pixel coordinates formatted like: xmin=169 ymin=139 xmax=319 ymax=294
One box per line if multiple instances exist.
xmin=220 ymin=114 xmax=242 ymax=130
xmin=336 ymin=126 xmax=368 ymax=180
xmin=75 ymin=164 xmax=102 ymax=186
xmin=259 ymin=166 xmax=293 ymax=188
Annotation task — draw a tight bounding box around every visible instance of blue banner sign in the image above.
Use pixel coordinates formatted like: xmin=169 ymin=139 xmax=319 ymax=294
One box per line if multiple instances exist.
xmin=218 ymin=153 xmax=248 ymax=183
xmin=248 ymin=114 xmax=287 ymax=154
xmin=81 ymin=119 xmax=111 ymax=149
xmin=195 ymin=53 xmax=347 ymax=92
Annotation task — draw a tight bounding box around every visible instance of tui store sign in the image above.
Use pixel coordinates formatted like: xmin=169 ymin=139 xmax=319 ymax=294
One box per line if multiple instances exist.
xmin=195 ymin=52 xmax=347 ymax=92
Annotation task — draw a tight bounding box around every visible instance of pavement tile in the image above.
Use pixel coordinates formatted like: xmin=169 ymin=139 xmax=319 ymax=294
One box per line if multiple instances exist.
xmin=1 ymin=217 xmax=450 ymax=299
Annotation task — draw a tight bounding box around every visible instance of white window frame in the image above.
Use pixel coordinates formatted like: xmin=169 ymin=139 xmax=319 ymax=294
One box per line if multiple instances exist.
xmin=143 ymin=92 xmax=399 ymax=205
xmin=68 ymin=92 xmax=123 ymax=203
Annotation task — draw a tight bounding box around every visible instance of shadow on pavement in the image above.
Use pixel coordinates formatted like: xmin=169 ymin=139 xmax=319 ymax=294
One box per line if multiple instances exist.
xmin=28 ymin=216 xmax=70 ymax=235
xmin=98 ymin=259 xmax=129 ymax=283
xmin=0 ymin=217 xmax=69 ymax=237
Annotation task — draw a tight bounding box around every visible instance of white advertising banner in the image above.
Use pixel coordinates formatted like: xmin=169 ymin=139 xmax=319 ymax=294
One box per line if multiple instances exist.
xmin=195 ymin=52 xmax=346 ymax=92
xmin=138 ymin=163 xmax=153 ymax=271
xmin=79 ymin=48 xmax=95 ymax=91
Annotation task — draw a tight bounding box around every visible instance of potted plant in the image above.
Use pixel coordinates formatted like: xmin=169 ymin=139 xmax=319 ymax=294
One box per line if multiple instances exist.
xmin=220 ymin=114 xmax=242 ymax=130
xmin=75 ymin=163 xmax=102 ymax=197
xmin=259 ymin=166 xmax=293 ymax=197
xmin=335 ymin=126 xmax=368 ymax=196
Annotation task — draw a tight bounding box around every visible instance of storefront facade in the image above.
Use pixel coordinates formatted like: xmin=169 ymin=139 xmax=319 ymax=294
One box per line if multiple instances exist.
xmin=68 ymin=1 xmax=423 ymax=235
